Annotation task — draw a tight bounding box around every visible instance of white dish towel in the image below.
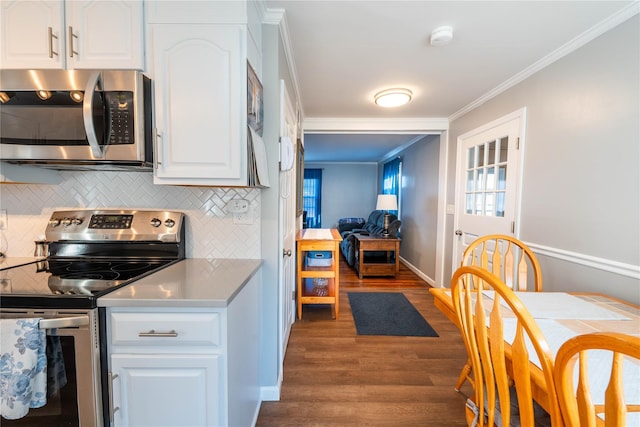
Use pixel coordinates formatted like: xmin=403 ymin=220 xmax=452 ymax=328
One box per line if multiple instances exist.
xmin=0 ymin=318 xmax=47 ymax=420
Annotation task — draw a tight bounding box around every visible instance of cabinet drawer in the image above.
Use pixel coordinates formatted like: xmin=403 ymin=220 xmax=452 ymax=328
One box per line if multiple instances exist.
xmin=110 ymin=312 xmax=221 ymax=347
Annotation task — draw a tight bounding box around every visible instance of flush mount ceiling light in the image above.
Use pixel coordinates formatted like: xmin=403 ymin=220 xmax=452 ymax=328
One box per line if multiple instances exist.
xmin=430 ymin=25 xmax=453 ymax=46
xmin=374 ymin=88 xmax=412 ymax=108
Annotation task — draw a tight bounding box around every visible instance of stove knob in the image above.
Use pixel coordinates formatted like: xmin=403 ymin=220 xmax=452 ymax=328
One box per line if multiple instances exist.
xmin=61 ymin=218 xmax=72 ymax=226
xmin=164 ymin=218 xmax=175 ymax=228
xmin=71 ymin=218 xmax=83 ymax=226
xmin=49 ymin=218 xmax=61 ymax=227
xmin=150 ymin=218 xmax=162 ymax=227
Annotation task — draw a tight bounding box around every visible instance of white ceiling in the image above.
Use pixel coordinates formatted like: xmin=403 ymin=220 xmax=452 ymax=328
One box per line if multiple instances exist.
xmin=265 ymin=0 xmax=636 ymax=162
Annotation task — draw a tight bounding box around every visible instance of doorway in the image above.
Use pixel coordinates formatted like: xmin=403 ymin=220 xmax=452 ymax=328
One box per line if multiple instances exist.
xmin=452 ymin=108 xmax=527 ymax=268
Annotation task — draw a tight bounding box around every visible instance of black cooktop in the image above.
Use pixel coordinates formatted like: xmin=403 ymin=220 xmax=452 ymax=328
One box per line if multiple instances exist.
xmin=0 ymin=258 xmax=179 ymax=309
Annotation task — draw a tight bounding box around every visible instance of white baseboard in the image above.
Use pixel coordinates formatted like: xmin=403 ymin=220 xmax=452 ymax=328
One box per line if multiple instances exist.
xmin=399 ymin=258 xmax=435 ymax=286
xmin=260 ymin=384 xmax=281 ymax=402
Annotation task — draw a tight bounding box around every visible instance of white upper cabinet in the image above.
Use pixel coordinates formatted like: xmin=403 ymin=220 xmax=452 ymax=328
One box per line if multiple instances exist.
xmin=0 ymin=0 xmax=144 ymax=70
xmin=148 ymin=0 xmax=266 ymax=187
xmin=151 ymin=24 xmax=246 ymax=184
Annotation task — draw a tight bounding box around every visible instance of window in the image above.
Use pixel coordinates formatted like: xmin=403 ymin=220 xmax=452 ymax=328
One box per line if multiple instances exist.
xmin=465 ymin=136 xmax=508 ymax=217
xmin=303 ymin=169 xmax=322 ymax=228
xmin=382 ymin=158 xmax=401 ymax=216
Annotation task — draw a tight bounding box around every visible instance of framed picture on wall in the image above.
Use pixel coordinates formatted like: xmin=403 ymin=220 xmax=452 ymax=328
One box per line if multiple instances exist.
xmin=247 ymin=61 xmax=263 ymax=136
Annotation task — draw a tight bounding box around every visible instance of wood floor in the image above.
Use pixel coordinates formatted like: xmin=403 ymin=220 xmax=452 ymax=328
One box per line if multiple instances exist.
xmin=255 ymin=255 xmax=473 ymax=426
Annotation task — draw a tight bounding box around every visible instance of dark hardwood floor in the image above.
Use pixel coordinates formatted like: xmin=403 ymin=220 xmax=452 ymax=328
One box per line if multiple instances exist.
xmin=255 ymin=254 xmax=473 ymax=426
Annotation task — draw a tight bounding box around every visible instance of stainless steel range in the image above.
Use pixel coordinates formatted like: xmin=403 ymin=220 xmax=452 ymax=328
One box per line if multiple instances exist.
xmin=0 ymin=209 xmax=185 ymax=426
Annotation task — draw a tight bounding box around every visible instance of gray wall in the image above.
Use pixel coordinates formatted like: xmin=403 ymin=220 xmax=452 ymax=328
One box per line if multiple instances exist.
xmin=446 ymin=15 xmax=640 ymax=304
xmin=305 ymin=162 xmax=378 ymax=228
xmin=390 ymin=135 xmax=440 ymax=284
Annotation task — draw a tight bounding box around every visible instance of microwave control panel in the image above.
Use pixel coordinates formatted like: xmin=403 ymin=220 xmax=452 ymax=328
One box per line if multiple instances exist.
xmin=105 ymin=92 xmax=134 ymax=145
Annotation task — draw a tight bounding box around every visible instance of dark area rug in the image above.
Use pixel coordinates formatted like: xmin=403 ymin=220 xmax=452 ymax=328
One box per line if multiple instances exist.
xmin=348 ymin=292 xmax=439 ymax=337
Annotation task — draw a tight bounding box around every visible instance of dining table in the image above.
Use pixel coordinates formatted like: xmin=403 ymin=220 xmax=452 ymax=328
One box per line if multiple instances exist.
xmin=430 ymin=288 xmax=640 ymax=421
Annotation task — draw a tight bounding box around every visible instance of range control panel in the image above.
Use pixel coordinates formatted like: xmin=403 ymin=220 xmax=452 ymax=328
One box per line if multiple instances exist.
xmin=45 ymin=210 xmax=184 ymax=242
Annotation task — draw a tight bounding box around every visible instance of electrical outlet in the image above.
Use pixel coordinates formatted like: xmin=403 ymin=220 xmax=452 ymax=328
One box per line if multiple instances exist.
xmin=232 ymin=211 xmax=253 ymax=225
xmin=0 ymin=210 xmax=7 ymax=230
xmin=226 ymin=199 xmax=250 ymax=214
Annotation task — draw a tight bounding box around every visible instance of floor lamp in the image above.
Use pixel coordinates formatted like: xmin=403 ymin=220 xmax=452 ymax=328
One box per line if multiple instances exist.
xmin=376 ymin=194 xmax=397 ymax=237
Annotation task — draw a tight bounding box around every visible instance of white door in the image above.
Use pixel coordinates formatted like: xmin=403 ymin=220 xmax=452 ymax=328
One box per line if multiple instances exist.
xmin=453 ymin=109 xmax=526 ymax=267
xmin=278 ymin=81 xmax=297 ymax=365
xmin=66 ymin=1 xmax=144 ymax=70
xmin=111 ymin=353 xmax=222 ymax=427
xmin=0 ymin=0 xmax=64 ymax=69
xmin=152 ymin=24 xmax=245 ymax=184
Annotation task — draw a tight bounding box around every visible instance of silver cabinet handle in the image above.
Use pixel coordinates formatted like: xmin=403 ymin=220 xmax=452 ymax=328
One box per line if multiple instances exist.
xmin=154 ymin=129 xmax=162 ymax=167
xmin=108 ymin=372 xmax=120 ymax=424
xmin=48 ymin=27 xmax=58 ymax=58
xmin=68 ymin=26 xmax=78 ymax=57
xmin=138 ymin=329 xmax=178 ymax=338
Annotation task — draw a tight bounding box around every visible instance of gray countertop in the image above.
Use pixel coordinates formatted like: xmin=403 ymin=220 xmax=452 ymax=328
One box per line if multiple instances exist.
xmin=97 ymin=258 xmax=262 ymax=308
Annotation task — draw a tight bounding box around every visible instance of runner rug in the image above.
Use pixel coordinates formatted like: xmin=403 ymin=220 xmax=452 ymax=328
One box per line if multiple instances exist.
xmin=348 ymin=292 xmax=439 ymax=337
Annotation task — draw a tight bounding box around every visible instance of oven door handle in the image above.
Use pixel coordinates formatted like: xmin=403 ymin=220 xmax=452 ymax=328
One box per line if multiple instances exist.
xmin=39 ymin=316 xmax=89 ymax=329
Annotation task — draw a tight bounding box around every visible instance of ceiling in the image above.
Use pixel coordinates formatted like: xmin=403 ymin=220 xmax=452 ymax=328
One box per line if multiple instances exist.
xmin=265 ymin=0 xmax=635 ymax=162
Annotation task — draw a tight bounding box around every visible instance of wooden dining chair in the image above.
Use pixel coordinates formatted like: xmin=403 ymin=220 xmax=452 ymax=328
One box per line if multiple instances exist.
xmin=456 ymin=234 xmax=543 ymax=391
xmin=451 ymin=265 xmax=563 ymax=427
xmin=554 ymin=332 xmax=640 ymax=427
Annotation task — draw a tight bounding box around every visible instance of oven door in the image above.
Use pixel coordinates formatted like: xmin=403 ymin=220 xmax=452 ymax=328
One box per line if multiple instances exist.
xmin=1 ymin=310 xmax=103 ymax=427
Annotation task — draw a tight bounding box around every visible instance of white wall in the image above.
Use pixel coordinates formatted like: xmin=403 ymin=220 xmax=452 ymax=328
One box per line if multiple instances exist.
xmin=305 ymin=162 xmax=378 ymax=228
xmin=446 ymin=15 xmax=640 ymax=304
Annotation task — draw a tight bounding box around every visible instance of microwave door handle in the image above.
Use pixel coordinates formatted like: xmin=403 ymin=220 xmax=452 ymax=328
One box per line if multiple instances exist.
xmin=83 ymin=71 xmax=106 ymax=158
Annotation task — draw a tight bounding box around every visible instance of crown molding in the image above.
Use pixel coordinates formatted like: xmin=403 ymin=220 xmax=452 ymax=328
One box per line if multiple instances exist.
xmin=263 ymin=7 xmax=305 ymax=120
xmin=449 ymin=2 xmax=640 ymax=122
xmin=303 ymin=117 xmax=448 ymax=133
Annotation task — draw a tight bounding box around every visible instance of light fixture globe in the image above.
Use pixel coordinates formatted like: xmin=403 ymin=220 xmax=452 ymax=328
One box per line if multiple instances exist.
xmin=374 ymin=88 xmax=412 ymax=108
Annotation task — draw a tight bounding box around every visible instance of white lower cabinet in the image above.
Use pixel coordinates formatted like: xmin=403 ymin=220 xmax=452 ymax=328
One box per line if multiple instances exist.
xmin=110 ymin=354 xmax=222 ymax=427
xmin=106 ymin=272 xmax=261 ymax=427
xmin=108 ymin=311 xmax=226 ymax=427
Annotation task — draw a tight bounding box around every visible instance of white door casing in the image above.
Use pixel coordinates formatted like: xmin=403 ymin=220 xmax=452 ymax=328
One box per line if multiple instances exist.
xmin=278 ymin=81 xmax=297 ymax=368
xmin=453 ymin=108 xmax=526 ymax=268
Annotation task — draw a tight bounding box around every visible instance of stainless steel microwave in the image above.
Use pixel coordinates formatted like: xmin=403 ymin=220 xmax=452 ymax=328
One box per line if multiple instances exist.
xmin=0 ymin=70 xmax=152 ymax=171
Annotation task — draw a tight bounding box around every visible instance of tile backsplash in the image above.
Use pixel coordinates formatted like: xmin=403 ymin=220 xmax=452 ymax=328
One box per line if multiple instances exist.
xmin=0 ymin=171 xmax=261 ymax=259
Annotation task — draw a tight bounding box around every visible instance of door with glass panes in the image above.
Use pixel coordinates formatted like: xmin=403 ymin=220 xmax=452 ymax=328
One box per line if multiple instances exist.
xmin=453 ymin=109 xmax=525 ymax=267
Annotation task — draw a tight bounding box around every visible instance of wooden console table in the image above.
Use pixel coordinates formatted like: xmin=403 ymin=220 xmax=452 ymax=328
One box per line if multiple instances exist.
xmin=353 ymin=234 xmax=400 ymax=279
xmin=296 ymin=228 xmax=341 ymax=319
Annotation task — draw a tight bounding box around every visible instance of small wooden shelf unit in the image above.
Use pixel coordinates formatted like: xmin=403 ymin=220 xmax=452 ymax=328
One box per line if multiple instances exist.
xmin=296 ymin=228 xmax=341 ymax=319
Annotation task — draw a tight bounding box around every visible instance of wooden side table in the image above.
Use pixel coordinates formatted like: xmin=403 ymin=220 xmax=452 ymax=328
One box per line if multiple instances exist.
xmin=353 ymin=234 xmax=400 ymax=279
xmin=296 ymin=228 xmax=341 ymax=319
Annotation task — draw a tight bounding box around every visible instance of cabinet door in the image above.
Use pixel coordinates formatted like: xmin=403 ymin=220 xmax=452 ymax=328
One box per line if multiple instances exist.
xmin=66 ymin=0 xmax=143 ymax=69
xmin=0 ymin=0 xmax=65 ymax=69
xmin=111 ymin=353 xmax=223 ymax=427
xmin=151 ymin=24 xmax=247 ymax=185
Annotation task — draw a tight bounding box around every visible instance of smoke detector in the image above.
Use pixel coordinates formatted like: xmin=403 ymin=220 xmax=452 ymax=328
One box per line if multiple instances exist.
xmin=430 ymin=26 xmax=453 ymax=46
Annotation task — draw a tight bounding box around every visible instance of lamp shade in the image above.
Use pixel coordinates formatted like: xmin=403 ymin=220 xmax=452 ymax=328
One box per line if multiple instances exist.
xmin=376 ymin=194 xmax=397 ymax=211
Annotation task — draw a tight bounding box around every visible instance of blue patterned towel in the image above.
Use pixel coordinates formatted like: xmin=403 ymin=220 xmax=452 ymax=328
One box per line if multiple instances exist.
xmin=0 ymin=318 xmax=47 ymax=420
